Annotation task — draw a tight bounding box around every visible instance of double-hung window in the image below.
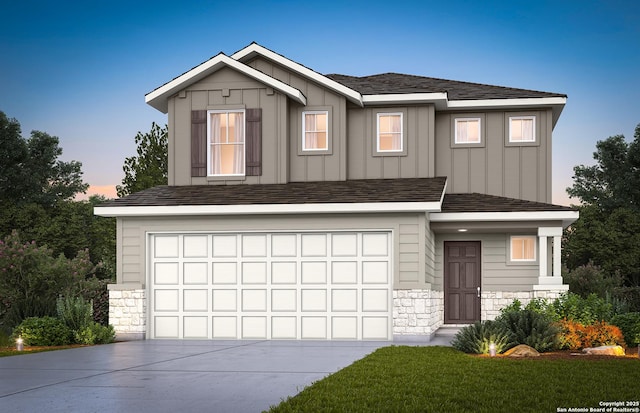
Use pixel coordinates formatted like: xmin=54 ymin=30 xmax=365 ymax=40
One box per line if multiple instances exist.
xmin=302 ymin=111 xmax=328 ymax=151
xmin=455 ymin=118 xmax=481 ymax=144
xmin=208 ymin=110 xmax=245 ymax=176
xmin=510 ymin=236 xmax=536 ymax=261
xmin=509 ymin=116 xmax=536 ymax=143
xmin=377 ymin=113 xmax=403 ymax=152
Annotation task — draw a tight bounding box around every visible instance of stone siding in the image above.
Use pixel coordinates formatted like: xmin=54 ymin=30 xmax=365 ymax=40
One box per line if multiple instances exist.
xmin=393 ymin=289 xmax=443 ymax=338
xmin=109 ymin=289 xmax=146 ymax=340
xmin=481 ymin=290 xmax=565 ymax=321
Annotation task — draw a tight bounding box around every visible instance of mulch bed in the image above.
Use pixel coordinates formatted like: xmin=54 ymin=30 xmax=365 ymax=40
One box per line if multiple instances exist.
xmin=475 ymin=347 xmax=640 ymax=360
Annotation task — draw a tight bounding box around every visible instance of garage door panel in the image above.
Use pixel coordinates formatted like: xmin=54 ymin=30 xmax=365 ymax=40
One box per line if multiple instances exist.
xmin=151 ymin=232 xmax=391 ymax=340
xmin=154 ymin=263 xmax=179 ymax=285
xmin=301 ymin=317 xmax=327 ymax=339
xmin=271 ymin=262 xmax=297 ymax=284
xmin=242 ymin=289 xmax=267 ymax=311
xmin=184 ymin=262 xmax=208 ymax=285
xmin=212 ymin=290 xmax=237 ymax=311
xmin=154 ymin=290 xmax=179 ymax=312
xmin=212 ymin=235 xmax=237 ymax=257
xmin=184 ymin=316 xmax=208 ymax=338
xmin=271 ymin=289 xmax=297 ymax=312
xmin=154 ymin=316 xmax=179 ymax=338
xmin=183 ymin=235 xmax=208 ymax=258
xmin=242 ymin=262 xmax=267 ymax=284
xmin=212 ymin=316 xmax=237 ymax=338
xmin=242 ymin=316 xmax=267 ymax=338
xmin=301 ymin=262 xmax=327 ymax=284
xmin=271 ymin=316 xmax=297 ymax=339
xmin=332 ymin=317 xmax=357 ymax=339
xmin=183 ymin=289 xmax=208 ymax=312
xmin=212 ymin=262 xmax=237 ymax=284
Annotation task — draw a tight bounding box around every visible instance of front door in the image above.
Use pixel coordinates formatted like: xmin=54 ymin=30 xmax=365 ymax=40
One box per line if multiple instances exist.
xmin=444 ymin=241 xmax=481 ymax=324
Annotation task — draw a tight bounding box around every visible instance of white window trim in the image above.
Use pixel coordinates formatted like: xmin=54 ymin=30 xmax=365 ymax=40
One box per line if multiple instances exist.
xmin=454 ymin=117 xmax=482 ymax=144
xmin=510 ymin=235 xmax=537 ymax=262
xmin=509 ymin=116 xmax=536 ymax=143
xmin=376 ymin=112 xmax=403 ymax=153
xmin=301 ymin=110 xmax=329 ymax=151
xmin=207 ymin=109 xmax=246 ymax=177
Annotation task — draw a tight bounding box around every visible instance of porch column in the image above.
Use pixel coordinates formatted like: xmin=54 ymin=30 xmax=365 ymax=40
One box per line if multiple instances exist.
xmin=533 ymin=227 xmax=567 ymax=291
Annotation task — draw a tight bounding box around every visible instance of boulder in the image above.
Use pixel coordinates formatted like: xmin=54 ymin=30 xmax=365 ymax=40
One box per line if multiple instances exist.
xmin=504 ymin=344 xmax=540 ymax=357
xmin=582 ymin=345 xmax=625 ymax=356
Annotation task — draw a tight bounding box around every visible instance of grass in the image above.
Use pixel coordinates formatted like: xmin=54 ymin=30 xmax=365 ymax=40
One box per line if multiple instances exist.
xmin=267 ymin=346 xmax=640 ymax=413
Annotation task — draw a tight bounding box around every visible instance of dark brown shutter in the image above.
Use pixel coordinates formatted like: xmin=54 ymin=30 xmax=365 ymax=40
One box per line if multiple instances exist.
xmin=191 ymin=110 xmax=207 ymax=177
xmin=245 ymin=108 xmax=262 ymax=176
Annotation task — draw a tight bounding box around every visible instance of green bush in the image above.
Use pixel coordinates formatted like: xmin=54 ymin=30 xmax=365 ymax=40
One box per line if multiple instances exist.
xmin=451 ymin=321 xmax=513 ymax=354
xmin=57 ymin=296 xmax=93 ymax=333
xmin=612 ymin=287 xmax=640 ymax=313
xmin=496 ymin=309 xmax=560 ymax=352
xmin=11 ymin=317 xmax=73 ymax=346
xmin=564 ymin=263 xmax=623 ymax=298
xmin=74 ymin=322 xmax=115 ymax=345
xmin=548 ymin=292 xmax=614 ymax=324
xmin=610 ymin=312 xmax=640 ymax=347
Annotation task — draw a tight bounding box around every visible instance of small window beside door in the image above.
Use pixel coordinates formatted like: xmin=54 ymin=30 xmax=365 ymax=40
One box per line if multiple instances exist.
xmin=510 ymin=235 xmax=537 ymax=262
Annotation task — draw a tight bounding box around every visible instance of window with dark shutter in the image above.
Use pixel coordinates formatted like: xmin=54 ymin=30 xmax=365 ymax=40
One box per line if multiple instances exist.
xmin=191 ymin=110 xmax=207 ymax=177
xmin=245 ymin=108 xmax=262 ymax=176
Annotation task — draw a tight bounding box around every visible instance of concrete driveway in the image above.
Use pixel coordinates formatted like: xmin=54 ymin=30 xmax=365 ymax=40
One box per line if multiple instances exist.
xmin=0 ymin=340 xmax=391 ymax=412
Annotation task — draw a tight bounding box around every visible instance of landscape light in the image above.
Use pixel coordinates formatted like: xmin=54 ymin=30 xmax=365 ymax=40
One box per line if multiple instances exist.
xmin=16 ymin=336 xmax=24 ymax=352
xmin=489 ymin=342 xmax=496 ymax=357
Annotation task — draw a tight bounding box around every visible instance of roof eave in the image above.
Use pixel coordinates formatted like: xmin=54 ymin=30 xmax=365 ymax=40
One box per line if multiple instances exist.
xmin=145 ymin=53 xmax=307 ymax=114
xmin=430 ymin=210 xmax=579 ymax=228
xmin=447 ymin=97 xmax=567 ymax=128
xmin=231 ymin=43 xmax=364 ymax=107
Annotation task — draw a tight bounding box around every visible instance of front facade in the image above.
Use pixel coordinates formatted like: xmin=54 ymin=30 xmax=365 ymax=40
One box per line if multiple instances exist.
xmin=96 ymin=43 xmax=577 ymax=341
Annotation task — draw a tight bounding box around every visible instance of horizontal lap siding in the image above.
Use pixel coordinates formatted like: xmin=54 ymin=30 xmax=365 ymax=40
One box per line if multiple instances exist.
xmin=115 ymin=213 xmax=427 ymax=290
xmin=434 ymin=233 xmax=537 ymax=292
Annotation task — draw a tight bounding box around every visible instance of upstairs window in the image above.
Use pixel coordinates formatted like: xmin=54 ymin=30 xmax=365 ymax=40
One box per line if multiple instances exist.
xmin=510 ymin=236 xmax=536 ymax=261
xmin=509 ymin=116 xmax=536 ymax=143
xmin=455 ymin=118 xmax=481 ymax=144
xmin=208 ymin=110 xmax=245 ymax=176
xmin=377 ymin=113 xmax=403 ymax=152
xmin=302 ymin=111 xmax=328 ymax=151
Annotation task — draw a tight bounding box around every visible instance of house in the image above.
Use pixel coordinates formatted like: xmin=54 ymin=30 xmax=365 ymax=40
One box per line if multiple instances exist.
xmin=95 ymin=42 xmax=578 ymax=341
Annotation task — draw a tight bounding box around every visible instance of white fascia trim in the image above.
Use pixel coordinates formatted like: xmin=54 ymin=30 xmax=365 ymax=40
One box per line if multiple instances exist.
xmin=430 ymin=210 xmax=579 ymax=227
xmin=145 ymin=54 xmax=307 ymax=113
xmin=94 ymin=202 xmax=443 ymax=217
xmin=231 ymin=43 xmax=364 ymax=107
xmin=362 ymin=93 xmax=448 ymax=106
xmin=447 ymin=97 xmax=566 ymax=110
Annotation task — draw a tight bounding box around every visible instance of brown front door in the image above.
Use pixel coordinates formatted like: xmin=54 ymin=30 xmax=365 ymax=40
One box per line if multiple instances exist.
xmin=444 ymin=241 xmax=481 ymax=324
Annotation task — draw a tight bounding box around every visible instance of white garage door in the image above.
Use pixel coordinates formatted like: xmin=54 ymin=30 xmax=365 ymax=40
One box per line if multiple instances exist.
xmin=149 ymin=232 xmax=392 ymax=340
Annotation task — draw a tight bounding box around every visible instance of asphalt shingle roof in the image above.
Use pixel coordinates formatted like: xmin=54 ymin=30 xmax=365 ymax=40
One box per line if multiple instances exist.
xmin=325 ymin=73 xmax=566 ymax=100
xmin=441 ymin=193 xmax=575 ymax=213
xmin=99 ymin=178 xmax=447 ymax=207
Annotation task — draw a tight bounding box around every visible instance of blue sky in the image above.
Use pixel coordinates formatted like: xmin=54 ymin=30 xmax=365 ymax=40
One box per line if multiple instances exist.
xmin=1 ymin=0 xmax=638 ymax=204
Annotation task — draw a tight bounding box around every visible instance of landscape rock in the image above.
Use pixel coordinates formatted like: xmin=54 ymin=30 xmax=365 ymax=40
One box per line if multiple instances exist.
xmin=582 ymin=345 xmax=625 ymax=356
xmin=503 ymin=344 xmax=540 ymax=357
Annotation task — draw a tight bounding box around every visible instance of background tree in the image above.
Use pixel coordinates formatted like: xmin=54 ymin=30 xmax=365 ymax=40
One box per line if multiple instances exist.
xmin=116 ymin=122 xmax=168 ymax=197
xmin=565 ymin=123 xmax=640 ymax=287
xmin=0 ymin=111 xmax=88 ymax=207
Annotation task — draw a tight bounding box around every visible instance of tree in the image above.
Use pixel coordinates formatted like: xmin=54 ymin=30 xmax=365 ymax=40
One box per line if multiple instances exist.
xmin=116 ymin=122 xmax=168 ymax=197
xmin=565 ymin=123 xmax=640 ymax=286
xmin=0 ymin=111 xmax=88 ymax=207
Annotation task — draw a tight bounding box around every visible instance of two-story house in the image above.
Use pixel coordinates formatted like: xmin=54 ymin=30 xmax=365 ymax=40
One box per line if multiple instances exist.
xmin=95 ymin=43 xmax=578 ymax=341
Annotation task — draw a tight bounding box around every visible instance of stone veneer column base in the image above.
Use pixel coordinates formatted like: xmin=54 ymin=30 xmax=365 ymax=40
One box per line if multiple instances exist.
xmin=108 ymin=286 xmax=146 ymax=341
xmin=392 ymin=289 xmax=443 ymax=341
xmin=481 ymin=290 xmax=566 ymax=321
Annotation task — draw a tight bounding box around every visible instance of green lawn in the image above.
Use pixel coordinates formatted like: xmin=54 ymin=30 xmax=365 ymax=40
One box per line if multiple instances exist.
xmin=267 ymin=346 xmax=640 ymax=413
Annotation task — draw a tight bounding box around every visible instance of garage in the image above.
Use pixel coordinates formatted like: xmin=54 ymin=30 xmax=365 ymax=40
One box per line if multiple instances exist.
xmin=149 ymin=231 xmax=392 ymax=340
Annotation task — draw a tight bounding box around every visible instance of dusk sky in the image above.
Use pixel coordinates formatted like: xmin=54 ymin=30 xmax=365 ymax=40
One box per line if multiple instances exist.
xmin=1 ymin=0 xmax=638 ymax=205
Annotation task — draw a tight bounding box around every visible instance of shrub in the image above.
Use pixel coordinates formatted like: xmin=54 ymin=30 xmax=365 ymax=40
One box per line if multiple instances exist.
xmin=610 ymin=312 xmax=640 ymax=347
xmin=557 ymin=319 xmax=626 ymax=349
xmin=57 ymin=296 xmax=93 ymax=333
xmin=549 ymin=292 xmax=614 ymax=324
xmin=451 ymin=321 xmax=513 ymax=354
xmin=496 ymin=309 xmax=559 ymax=352
xmin=611 ymin=287 xmax=640 ymax=313
xmin=11 ymin=316 xmax=73 ymax=346
xmin=76 ymin=277 xmax=110 ymax=325
xmin=74 ymin=322 xmax=115 ymax=345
